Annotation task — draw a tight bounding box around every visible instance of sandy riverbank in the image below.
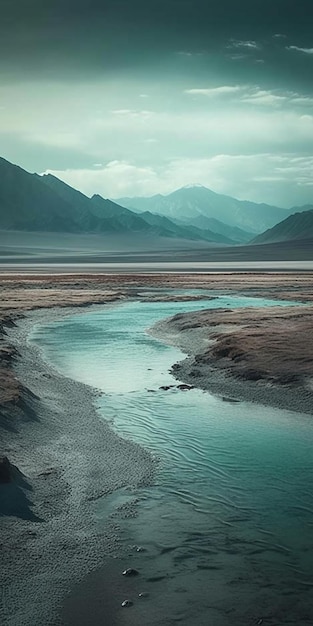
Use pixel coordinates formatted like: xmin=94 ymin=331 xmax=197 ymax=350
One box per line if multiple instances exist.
xmin=1 ymin=308 xmax=156 ymax=626
xmin=1 ymin=272 xmax=313 ymax=624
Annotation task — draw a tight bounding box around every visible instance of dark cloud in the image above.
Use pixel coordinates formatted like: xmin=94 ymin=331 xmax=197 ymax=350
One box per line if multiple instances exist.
xmin=1 ymin=0 xmax=313 ymax=81
xmin=1 ymin=0 xmax=312 ymax=205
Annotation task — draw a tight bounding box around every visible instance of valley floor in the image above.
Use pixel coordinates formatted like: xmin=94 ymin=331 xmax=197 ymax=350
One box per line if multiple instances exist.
xmin=1 ymin=271 xmax=313 ymax=625
xmin=1 ymin=271 xmax=313 ymax=422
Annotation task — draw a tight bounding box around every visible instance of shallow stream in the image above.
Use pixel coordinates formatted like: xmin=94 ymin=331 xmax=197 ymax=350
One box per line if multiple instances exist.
xmin=30 ymin=293 xmax=313 ymax=625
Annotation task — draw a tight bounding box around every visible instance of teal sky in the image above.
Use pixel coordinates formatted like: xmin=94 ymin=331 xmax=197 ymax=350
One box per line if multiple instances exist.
xmin=1 ymin=0 xmax=313 ymax=207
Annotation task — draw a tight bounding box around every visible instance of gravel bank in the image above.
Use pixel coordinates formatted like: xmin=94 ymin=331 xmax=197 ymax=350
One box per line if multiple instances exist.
xmin=0 ymin=307 xmax=156 ymax=626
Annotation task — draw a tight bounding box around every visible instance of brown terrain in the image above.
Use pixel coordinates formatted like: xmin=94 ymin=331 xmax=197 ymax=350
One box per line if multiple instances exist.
xmin=153 ymin=305 xmax=313 ymax=387
xmin=1 ymin=271 xmax=313 ymax=426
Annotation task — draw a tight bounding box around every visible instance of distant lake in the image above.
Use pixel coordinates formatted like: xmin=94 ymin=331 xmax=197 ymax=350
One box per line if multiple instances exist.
xmin=2 ymin=260 xmax=313 ymax=273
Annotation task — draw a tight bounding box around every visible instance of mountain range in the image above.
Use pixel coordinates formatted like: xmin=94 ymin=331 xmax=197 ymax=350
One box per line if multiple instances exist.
xmin=0 ymin=157 xmax=239 ymax=245
xmin=0 ymin=156 xmax=312 ymax=252
xmin=117 ymin=185 xmax=298 ymax=234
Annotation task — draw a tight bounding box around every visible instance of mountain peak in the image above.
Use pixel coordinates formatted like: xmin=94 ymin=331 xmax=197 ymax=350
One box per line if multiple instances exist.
xmin=181 ymin=183 xmax=207 ymax=190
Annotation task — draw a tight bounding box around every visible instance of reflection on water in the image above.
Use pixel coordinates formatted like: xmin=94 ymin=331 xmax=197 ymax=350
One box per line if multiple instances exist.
xmin=30 ymin=294 xmax=313 ymax=625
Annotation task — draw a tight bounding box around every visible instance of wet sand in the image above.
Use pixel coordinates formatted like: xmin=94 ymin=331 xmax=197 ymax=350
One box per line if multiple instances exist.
xmin=1 ymin=272 xmax=313 ymax=625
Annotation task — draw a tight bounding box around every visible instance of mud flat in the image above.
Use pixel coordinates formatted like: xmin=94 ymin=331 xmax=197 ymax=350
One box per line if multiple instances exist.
xmin=151 ymin=304 xmax=313 ymax=415
xmin=2 ymin=270 xmax=313 ymax=303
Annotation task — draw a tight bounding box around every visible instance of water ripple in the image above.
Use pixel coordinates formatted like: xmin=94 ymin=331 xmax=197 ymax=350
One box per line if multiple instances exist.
xmin=30 ymin=294 xmax=313 ymax=624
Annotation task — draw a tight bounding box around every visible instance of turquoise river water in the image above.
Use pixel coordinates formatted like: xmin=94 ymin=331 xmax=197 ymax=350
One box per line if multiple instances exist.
xmin=30 ymin=293 xmax=313 ymax=626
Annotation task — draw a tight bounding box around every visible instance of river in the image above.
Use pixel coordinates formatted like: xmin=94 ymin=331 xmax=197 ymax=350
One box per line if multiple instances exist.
xmin=29 ymin=293 xmax=313 ymax=625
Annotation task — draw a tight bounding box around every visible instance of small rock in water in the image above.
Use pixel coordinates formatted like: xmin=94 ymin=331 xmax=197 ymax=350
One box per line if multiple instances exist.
xmin=136 ymin=546 xmax=146 ymax=552
xmin=122 ymin=568 xmax=139 ymax=577
xmin=159 ymin=385 xmax=173 ymax=391
xmin=121 ymin=599 xmax=133 ymax=608
xmin=222 ymin=396 xmax=240 ymax=403
xmin=176 ymin=383 xmax=194 ymax=391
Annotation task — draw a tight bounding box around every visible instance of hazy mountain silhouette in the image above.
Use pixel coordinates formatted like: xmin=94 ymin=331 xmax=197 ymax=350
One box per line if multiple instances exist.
xmin=2 ymin=157 xmax=312 ymax=257
xmin=117 ymin=184 xmax=297 ymax=234
xmin=171 ymin=214 xmax=252 ymax=243
xmin=252 ymin=208 xmax=313 ymax=244
xmin=137 ymin=210 xmax=233 ymax=243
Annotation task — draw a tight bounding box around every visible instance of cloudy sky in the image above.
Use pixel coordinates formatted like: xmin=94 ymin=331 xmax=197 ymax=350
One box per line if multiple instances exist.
xmin=1 ymin=0 xmax=313 ymax=206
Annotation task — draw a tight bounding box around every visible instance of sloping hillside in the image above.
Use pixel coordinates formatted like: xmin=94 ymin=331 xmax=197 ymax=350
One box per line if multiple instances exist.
xmin=252 ymin=209 xmax=313 ymax=244
xmin=172 ymin=214 xmax=252 ymax=243
xmin=138 ymin=211 xmax=233 ymax=243
xmin=0 ymin=157 xmax=78 ymax=232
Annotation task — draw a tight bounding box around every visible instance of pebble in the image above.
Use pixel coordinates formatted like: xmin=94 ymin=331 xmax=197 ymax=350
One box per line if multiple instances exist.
xmin=136 ymin=546 xmax=146 ymax=552
xmin=176 ymin=383 xmax=194 ymax=391
xmin=121 ymin=599 xmax=133 ymax=607
xmin=122 ymin=568 xmax=139 ymax=577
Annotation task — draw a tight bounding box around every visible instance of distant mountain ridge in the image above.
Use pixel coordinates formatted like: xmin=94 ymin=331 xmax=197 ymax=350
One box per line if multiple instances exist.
xmin=0 ymin=157 xmax=235 ymax=244
xmin=1 ymin=157 xmax=311 ymax=250
xmin=40 ymin=173 xmax=154 ymax=233
xmin=252 ymin=208 xmax=313 ymax=244
xmin=171 ymin=214 xmax=252 ymax=244
xmin=117 ymin=185 xmax=298 ymax=234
